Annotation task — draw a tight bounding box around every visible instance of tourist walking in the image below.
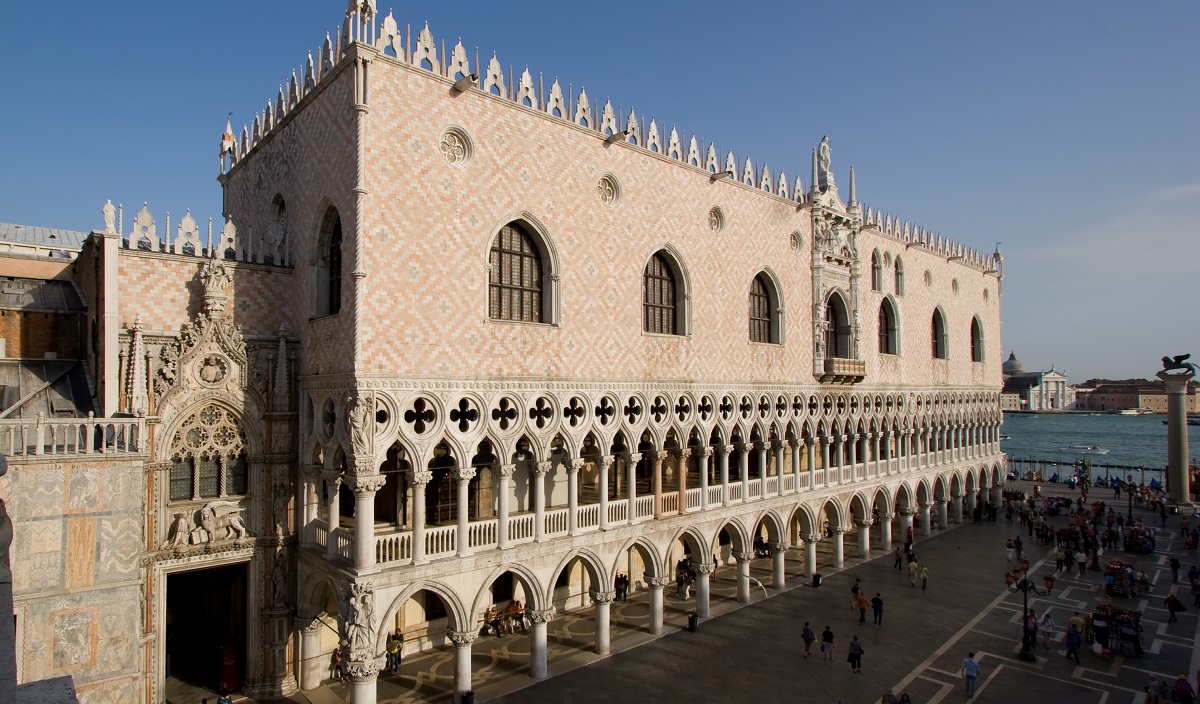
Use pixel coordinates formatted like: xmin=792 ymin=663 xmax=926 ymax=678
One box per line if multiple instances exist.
xmin=1005 ymin=538 xmax=1015 ymax=561
xmin=893 ymin=546 xmax=903 ymax=570
xmin=856 ymin=591 xmax=870 ymax=623
xmin=1165 ymin=593 xmax=1186 ymax=623
xmin=871 ymin=593 xmax=884 ymax=625
xmin=1075 ymin=549 xmax=1087 ymax=578
xmin=961 ymin=652 xmax=980 ymax=699
xmin=801 ymin=621 xmax=816 ymax=657
xmin=1174 ymin=675 xmax=1198 ymax=704
xmin=907 ymin=558 xmax=919 ymax=586
xmin=1170 ymin=557 xmax=1181 ymax=583
xmin=1040 ymin=612 xmax=1056 ymax=648
xmin=821 ymin=625 xmax=835 ymax=662
xmin=847 ymin=635 xmax=864 ymax=673
xmin=920 ymin=564 xmax=930 ymax=590
xmin=1064 ymin=624 xmax=1082 ymax=663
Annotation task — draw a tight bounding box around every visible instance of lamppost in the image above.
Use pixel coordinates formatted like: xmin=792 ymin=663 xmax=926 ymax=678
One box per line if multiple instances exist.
xmin=1126 ymin=474 xmax=1134 ymax=524
xmin=1005 ymin=560 xmax=1054 ymax=662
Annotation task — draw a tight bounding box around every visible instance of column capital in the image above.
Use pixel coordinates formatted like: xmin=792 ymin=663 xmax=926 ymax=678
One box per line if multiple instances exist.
xmin=788 ymin=437 xmax=802 ymax=449
xmin=675 ymin=448 xmax=692 ymax=460
xmin=527 ymin=608 xmax=556 ymax=625
xmin=344 ymin=655 xmax=385 ymax=682
xmin=349 ymin=454 xmax=376 ymax=474
xmin=534 ymin=460 xmax=553 ymax=476
xmin=597 ymin=455 xmax=614 ymax=471
xmin=408 ymin=469 xmax=434 ymax=485
xmin=732 ymin=550 xmax=755 ymax=562
xmin=759 ymin=440 xmax=773 ymax=451
xmin=897 ymin=507 xmax=916 ymax=516
xmin=322 ymin=470 xmax=343 ymax=490
xmin=348 ymin=474 xmax=387 ymax=496
xmin=801 ymin=533 xmax=821 ymax=543
xmin=829 ymin=524 xmax=845 ymax=535
xmin=301 ymin=463 xmax=324 ymax=479
xmin=697 ymin=446 xmax=714 ymax=458
xmin=879 ymin=512 xmax=895 ymax=521
xmin=855 ymin=519 xmax=872 ymax=528
xmin=569 ymin=457 xmax=585 ymax=472
xmin=769 ymin=542 xmax=787 ymax=554
xmin=732 ymin=442 xmax=747 ymax=453
xmin=653 ymin=450 xmax=669 ymax=463
xmin=299 ymin=617 xmax=324 ymax=636
xmin=498 ymin=463 xmax=517 ymax=479
xmin=626 ymin=452 xmax=643 ymax=464
xmin=446 ymin=629 xmax=478 ymax=647
xmin=455 ymin=466 xmax=478 ymax=482
xmin=589 ymin=590 xmax=616 ymax=605
xmin=693 ymin=563 xmax=715 ymax=576
xmin=646 ymin=576 xmax=671 ymax=589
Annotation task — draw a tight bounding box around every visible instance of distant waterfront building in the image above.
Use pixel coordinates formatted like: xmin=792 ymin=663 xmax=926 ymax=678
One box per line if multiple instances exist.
xmin=1001 ymin=352 xmax=1074 ymax=411
xmin=1074 ymin=382 xmax=1199 ymax=413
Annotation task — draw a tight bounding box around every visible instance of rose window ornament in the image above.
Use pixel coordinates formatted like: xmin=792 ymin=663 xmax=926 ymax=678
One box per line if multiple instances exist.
xmin=439 ymin=127 xmax=472 ymax=165
xmin=597 ymin=174 xmax=620 ymax=205
xmin=708 ymin=206 xmax=725 ymax=234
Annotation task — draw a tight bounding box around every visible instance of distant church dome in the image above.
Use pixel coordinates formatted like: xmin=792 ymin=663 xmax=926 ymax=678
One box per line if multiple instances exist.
xmin=1002 ymin=351 xmax=1026 ymax=375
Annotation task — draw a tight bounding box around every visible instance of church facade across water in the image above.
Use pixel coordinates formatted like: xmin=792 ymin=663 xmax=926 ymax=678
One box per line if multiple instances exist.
xmin=6 ymin=5 xmax=1007 ymax=703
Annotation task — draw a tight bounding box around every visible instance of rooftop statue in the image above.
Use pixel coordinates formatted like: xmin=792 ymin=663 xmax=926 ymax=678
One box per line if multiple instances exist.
xmin=1161 ymin=354 xmax=1197 ymax=375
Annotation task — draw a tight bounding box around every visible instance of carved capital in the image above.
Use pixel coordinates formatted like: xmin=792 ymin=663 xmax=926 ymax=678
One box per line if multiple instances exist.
xmin=589 ymin=590 xmax=616 ymax=605
xmin=597 ymin=455 xmax=614 ymax=472
xmin=344 ymin=656 xmax=385 ymax=682
xmin=300 ymin=463 xmax=324 ymax=480
xmin=408 ymin=469 xmax=434 ymax=486
xmin=733 ymin=442 xmax=746 ymax=453
xmin=692 ymin=563 xmax=715 ymax=576
xmin=653 ymin=450 xmax=669 ymax=464
xmin=732 ymin=551 xmax=755 ymax=562
xmin=646 ymin=576 xmax=671 ymax=589
xmin=788 ymin=438 xmax=802 ymax=449
xmin=299 ymin=618 xmax=324 ymax=636
xmin=526 ymin=608 xmax=555 ymax=625
xmin=675 ymin=448 xmax=692 ymax=461
xmin=879 ymin=512 xmax=895 ymax=521
xmin=855 ymin=519 xmax=872 ymax=529
xmin=348 ymin=475 xmax=387 ymax=497
xmin=769 ymin=542 xmax=787 ymax=554
xmin=350 ymin=454 xmax=376 ymax=474
xmin=498 ymin=463 xmax=517 ymax=479
xmin=759 ymin=440 xmax=773 ymax=452
xmin=626 ymin=452 xmax=643 ymax=464
xmin=568 ymin=457 xmax=585 ymax=473
xmin=720 ymin=444 xmax=736 ymax=457
xmin=897 ymin=507 xmax=916 ymax=517
xmin=322 ymin=470 xmax=343 ymax=492
xmin=697 ymin=446 xmax=714 ymax=458
xmin=801 ymin=533 xmax=821 ymax=544
xmin=455 ymin=466 xmax=478 ymax=482
xmin=446 ymin=629 xmax=478 ymax=647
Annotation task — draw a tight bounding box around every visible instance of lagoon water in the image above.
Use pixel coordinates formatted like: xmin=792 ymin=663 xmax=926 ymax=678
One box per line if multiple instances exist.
xmin=1000 ymin=413 xmax=1200 ymax=479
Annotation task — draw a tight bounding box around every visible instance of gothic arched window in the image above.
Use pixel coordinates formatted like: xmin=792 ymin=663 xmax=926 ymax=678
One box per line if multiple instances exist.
xmin=878 ymin=299 xmax=898 ymax=355
xmin=970 ymin=317 xmax=985 ymax=362
xmin=644 ymin=252 xmax=678 ymax=335
xmin=749 ymin=274 xmax=778 ymax=344
xmin=871 ymin=251 xmax=883 ymax=291
xmin=931 ymin=309 xmax=948 ymax=359
xmin=168 ymin=404 xmax=249 ymax=501
xmin=314 ymin=206 xmax=342 ymax=316
xmin=489 ymin=223 xmax=544 ymax=322
xmin=894 ymin=257 xmax=905 ymax=296
xmin=824 ymin=294 xmax=850 ymax=358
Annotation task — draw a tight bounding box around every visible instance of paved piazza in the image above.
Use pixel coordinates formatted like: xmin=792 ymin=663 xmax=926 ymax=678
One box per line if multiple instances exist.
xmin=284 ymin=481 xmax=1200 ymax=703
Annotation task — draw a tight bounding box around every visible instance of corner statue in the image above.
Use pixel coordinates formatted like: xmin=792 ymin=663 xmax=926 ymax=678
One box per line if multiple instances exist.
xmin=1161 ymin=354 xmax=1197 ymax=375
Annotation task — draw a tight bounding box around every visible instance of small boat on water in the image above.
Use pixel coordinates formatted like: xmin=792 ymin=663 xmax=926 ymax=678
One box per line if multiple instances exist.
xmin=1162 ymin=418 xmax=1200 ymax=426
xmin=1068 ymin=445 xmax=1110 ymax=455
xmin=999 ymin=434 xmax=1011 ymax=440
xmin=1116 ymin=409 xmax=1139 ymax=416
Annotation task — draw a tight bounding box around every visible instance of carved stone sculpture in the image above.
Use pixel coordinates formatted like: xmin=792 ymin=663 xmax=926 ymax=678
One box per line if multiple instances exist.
xmin=1161 ymin=354 xmax=1197 ymax=375
xmin=346 ymin=394 xmax=371 ymax=456
xmin=197 ymin=500 xmax=251 ymax=542
xmin=817 ymin=136 xmax=834 ymax=192
xmin=343 ymin=583 xmax=375 ymax=656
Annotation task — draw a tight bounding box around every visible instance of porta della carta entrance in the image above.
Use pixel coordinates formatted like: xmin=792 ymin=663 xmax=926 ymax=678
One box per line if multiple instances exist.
xmin=166 ymin=562 xmax=248 ymax=695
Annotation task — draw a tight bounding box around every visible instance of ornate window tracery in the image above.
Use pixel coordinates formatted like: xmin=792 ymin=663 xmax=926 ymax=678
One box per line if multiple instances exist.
xmin=878 ymin=300 xmax=898 ymax=355
xmin=489 ymin=223 xmax=544 ymax=322
xmin=643 ymin=252 xmax=678 ymax=335
xmin=168 ymin=403 xmax=249 ymax=501
xmin=970 ymin=317 xmax=985 ymax=362
xmin=931 ymin=309 xmax=948 ymax=359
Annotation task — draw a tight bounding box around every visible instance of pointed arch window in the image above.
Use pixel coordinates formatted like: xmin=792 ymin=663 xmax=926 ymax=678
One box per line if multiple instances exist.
xmin=970 ymin=317 xmax=985 ymax=362
xmin=314 ymin=207 xmax=342 ymax=317
xmin=931 ymin=309 xmax=948 ymax=359
xmin=878 ymin=299 xmax=898 ymax=355
xmin=167 ymin=404 xmax=249 ymax=501
xmin=894 ymin=257 xmax=905 ymax=296
xmin=871 ymin=251 xmax=883 ymax=291
xmin=489 ymin=223 xmax=544 ymax=322
xmin=824 ymin=295 xmax=850 ymax=358
xmin=644 ymin=252 xmax=678 ymax=335
xmin=749 ymin=273 xmax=782 ymax=344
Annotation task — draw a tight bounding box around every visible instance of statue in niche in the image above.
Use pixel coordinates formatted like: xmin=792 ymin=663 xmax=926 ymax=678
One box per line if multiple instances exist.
xmin=817 ymin=136 xmax=834 ymax=192
xmin=344 ymin=586 xmax=375 ymax=654
xmin=161 ymin=512 xmax=192 ymax=549
xmin=271 ymin=550 xmax=288 ymax=607
xmin=102 ymin=200 xmax=116 ymax=234
xmin=199 ymin=258 xmax=232 ymax=295
xmin=273 ymin=487 xmax=290 ymax=538
xmin=347 ymin=394 xmax=370 ymax=456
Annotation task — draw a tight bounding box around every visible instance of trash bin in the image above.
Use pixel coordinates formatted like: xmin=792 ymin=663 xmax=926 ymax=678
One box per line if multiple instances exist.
xmin=461 ymin=692 xmax=474 ymax=704
xmin=812 ymin=573 xmax=822 ymax=588
xmin=687 ymin=613 xmax=699 ymax=632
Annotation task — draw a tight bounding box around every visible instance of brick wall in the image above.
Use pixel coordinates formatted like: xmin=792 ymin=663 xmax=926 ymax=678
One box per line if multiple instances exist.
xmin=0 ymin=310 xmax=85 ymax=360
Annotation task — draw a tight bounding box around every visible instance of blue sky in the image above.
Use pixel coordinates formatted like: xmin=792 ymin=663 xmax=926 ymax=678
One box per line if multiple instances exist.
xmin=2 ymin=1 xmax=1196 ymax=381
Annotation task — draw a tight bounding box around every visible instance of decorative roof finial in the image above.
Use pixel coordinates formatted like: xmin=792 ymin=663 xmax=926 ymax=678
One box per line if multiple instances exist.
xmin=848 ymin=165 xmax=856 ymax=205
xmin=220 ymin=112 xmax=235 ymax=156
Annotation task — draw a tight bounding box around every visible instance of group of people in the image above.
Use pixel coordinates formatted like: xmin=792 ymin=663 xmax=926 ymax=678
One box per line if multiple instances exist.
xmin=484 ymin=599 xmax=528 ymax=637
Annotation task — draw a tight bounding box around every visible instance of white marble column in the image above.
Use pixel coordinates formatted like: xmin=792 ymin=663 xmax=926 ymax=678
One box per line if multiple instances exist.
xmin=694 ymin=563 xmax=713 ymax=618
xmin=350 ymin=474 xmax=385 ymax=570
xmin=738 ymin=443 xmax=750 ymax=500
xmin=802 ymin=533 xmax=819 ymax=578
xmin=454 ymin=467 xmax=476 ymax=557
xmin=324 ymin=470 xmax=342 ymax=560
xmin=950 ymin=495 xmax=963 ymax=524
xmin=647 ymin=577 xmax=668 ymax=635
xmin=534 ymin=460 xmax=551 ymax=542
xmin=447 ymin=630 xmax=476 ymax=703
xmin=770 ymin=543 xmax=786 ymax=590
xmin=567 ymin=458 xmax=582 ymax=535
xmin=300 ymin=466 xmax=321 ymax=549
xmin=991 ymin=485 xmax=1004 ymax=507
xmin=918 ymin=502 xmax=932 ymax=536
xmin=790 ymin=439 xmax=802 ymax=489
xmin=528 ymin=608 xmax=554 ymax=679
xmin=676 ymin=448 xmax=690 ymax=513
xmin=757 ymin=441 xmax=770 ymax=496
xmin=590 ymin=591 xmax=615 ymax=655
xmin=626 ymin=452 xmax=640 ymax=524
xmin=496 ymin=463 xmax=514 ymax=549
xmin=346 ymin=657 xmax=383 ymax=704
xmin=856 ymin=519 xmax=871 ymax=559
xmin=719 ymin=445 xmax=731 ymax=505
xmin=808 ymin=441 xmax=817 ymax=485
xmin=299 ymin=620 xmax=324 ymax=690
xmin=774 ymin=442 xmax=786 ymax=496
xmin=698 ymin=447 xmax=711 ymax=510
xmin=847 ymin=434 xmax=858 ymax=474
xmin=410 ymin=470 xmax=432 ymax=564
xmin=734 ymin=551 xmax=753 ymax=603
xmin=831 ymin=526 xmax=844 ymax=567
xmin=598 ymin=455 xmax=611 ymax=530
xmin=939 ymin=500 xmax=950 ymax=530
xmin=879 ymin=513 xmax=894 ymax=553
xmin=651 ymin=451 xmax=665 ymax=518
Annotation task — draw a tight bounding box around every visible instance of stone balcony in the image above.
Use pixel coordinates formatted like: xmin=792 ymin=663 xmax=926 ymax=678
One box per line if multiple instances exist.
xmin=821 ymin=357 xmax=867 ymax=384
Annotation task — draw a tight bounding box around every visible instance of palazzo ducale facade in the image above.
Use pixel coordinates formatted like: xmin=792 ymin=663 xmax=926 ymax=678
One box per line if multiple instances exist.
xmin=4 ymin=5 xmax=1007 ymax=704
